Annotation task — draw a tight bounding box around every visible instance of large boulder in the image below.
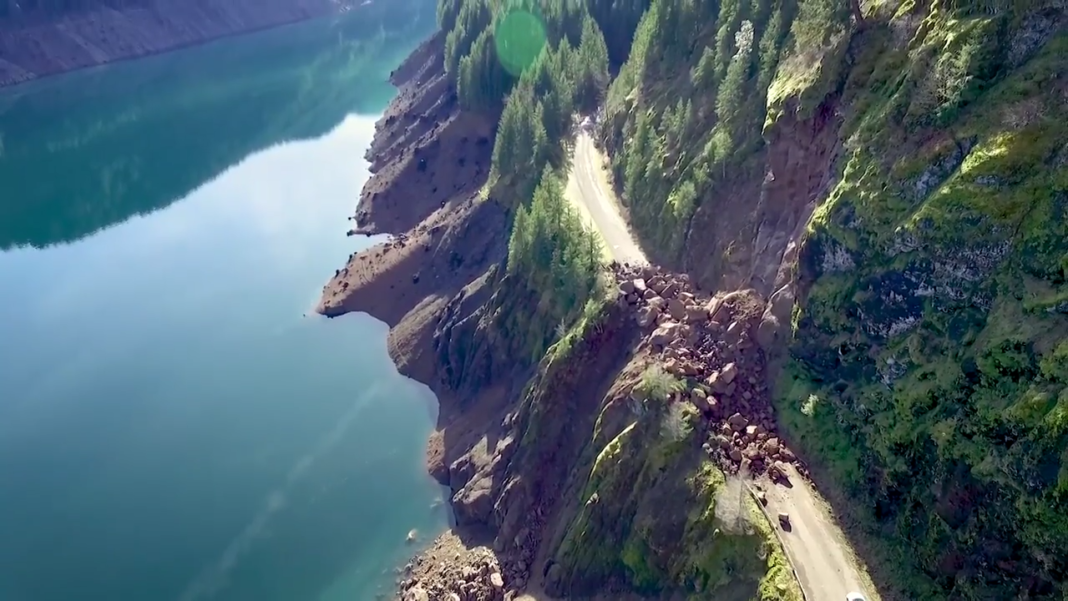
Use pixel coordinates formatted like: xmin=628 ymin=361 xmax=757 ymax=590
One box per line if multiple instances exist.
xmin=650 ymin=322 xmax=682 ymax=347
xmin=727 ymin=412 xmax=749 ymax=432
xmin=637 ymin=306 xmax=658 ymax=328
xmin=720 ymin=362 xmax=738 ymax=384
xmin=690 ymin=388 xmax=710 ymax=412
xmin=685 ymin=305 xmax=707 ymax=323
xmin=667 ymin=298 xmax=687 ymax=320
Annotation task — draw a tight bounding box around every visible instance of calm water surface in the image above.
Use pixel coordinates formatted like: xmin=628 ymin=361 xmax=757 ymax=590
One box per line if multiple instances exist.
xmin=0 ymin=5 xmax=447 ymax=600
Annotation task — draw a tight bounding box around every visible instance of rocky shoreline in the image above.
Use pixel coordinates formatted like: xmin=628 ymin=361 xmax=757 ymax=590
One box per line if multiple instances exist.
xmin=318 ymin=32 xmax=521 ymax=598
xmin=0 ymin=0 xmax=357 ymax=88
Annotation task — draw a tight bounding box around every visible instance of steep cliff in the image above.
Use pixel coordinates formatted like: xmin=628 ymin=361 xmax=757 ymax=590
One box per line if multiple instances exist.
xmin=323 ymin=0 xmax=1068 ymax=599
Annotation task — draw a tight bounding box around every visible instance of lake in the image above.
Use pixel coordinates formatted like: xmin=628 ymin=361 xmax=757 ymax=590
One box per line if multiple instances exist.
xmin=0 ymin=4 xmax=448 ymax=600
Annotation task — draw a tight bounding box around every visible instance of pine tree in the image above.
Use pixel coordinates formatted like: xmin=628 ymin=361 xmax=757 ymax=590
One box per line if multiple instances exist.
xmin=574 ymin=15 xmax=610 ymax=113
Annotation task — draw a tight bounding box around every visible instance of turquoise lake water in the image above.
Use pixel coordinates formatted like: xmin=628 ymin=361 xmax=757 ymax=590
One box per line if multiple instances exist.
xmin=0 ymin=4 xmax=449 ymax=600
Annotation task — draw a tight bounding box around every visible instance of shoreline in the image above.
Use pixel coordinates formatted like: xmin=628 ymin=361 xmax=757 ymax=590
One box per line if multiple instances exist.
xmin=0 ymin=17 xmax=315 ymax=90
xmin=0 ymin=0 xmax=366 ymax=89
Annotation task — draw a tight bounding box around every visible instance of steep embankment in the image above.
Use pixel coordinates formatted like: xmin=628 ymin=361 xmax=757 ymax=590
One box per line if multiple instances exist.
xmin=318 ymin=15 xmax=808 ymax=601
xmin=324 ymin=0 xmax=1067 ymax=599
xmin=597 ymin=1 xmax=1068 ymax=599
xmin=0 ymin=0 xmax=394 ymax=87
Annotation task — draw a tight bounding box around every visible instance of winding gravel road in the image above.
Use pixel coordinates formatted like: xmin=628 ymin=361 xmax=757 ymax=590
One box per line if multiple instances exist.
xmin=565 ymin=129 xmax=881 ymax=601
xmin=564 ymin=131 xmax=647 ymax=265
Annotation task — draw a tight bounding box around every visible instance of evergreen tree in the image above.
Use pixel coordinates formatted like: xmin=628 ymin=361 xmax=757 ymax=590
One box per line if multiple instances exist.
xmin=458 ymin=28 xmax=513 ymax=110
xmin=491 ymin=83 xmax=549 ymax=202
xmin=573 ymin=15 xmax=611 ymax=113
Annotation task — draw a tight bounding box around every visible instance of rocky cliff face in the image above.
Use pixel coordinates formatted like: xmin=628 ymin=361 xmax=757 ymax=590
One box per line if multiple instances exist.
xmin=0 ymin=0 xmax=372 ymax=87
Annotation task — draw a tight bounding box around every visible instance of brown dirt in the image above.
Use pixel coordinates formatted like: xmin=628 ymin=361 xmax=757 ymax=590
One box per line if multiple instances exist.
xmin=315 ymin=28 xmax=529 ymax=600
xmin=0 ymin=0 xmax=356 ymax=88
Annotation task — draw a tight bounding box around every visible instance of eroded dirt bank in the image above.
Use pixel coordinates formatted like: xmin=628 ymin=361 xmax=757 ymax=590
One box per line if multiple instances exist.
xmin=0 ymin=0 xmax=356 ymax=87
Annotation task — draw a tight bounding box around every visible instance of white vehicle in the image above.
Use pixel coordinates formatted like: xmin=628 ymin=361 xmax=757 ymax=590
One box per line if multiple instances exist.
xmin=846 ymin=593 xmax=867 ymax=601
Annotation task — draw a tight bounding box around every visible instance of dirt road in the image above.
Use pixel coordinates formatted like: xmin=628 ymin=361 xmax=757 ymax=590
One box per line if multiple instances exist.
xmin=754 ymin=465 xmax=881 ymax=601
xmin=566 ymin=131 xmax=879 ymax=601
xmin=564 ymin=131 xmax=647 ymax=265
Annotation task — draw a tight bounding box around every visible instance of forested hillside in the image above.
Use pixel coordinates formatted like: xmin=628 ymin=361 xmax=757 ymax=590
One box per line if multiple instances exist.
xmin=434 ymin=0 xmax=642 ymax=366
xmin=436 ymin=0 xmax=1068 ymax=598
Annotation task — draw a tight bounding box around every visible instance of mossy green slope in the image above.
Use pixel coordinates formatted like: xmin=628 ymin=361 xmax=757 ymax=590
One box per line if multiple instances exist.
xmin=549 ymin=396 xmax=801 ymax=600
xmin=776 ymin=2 xmax=1068 ymax=599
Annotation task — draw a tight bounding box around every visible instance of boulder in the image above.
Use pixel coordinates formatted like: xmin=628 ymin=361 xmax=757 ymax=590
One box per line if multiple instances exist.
xmin=757 ymin=313 xmax=780 ymax=352
xmin=662 ymin=281 xmax=679 ymax=298
xmin=648 ymin=296 xmax=668 ymax=312
xmin=720 ymin=362 xmax=738 ymax=384
xmin=705 ymin=297 xmax=722 ymax=318
xmin=637 ymin=306 xmax=658 ymax=328
xmin=404 ymin=585 xmax=430 ymax=601
xmin=690 ymin=388 xmax=710 ymax=411
xmin=619 ymin=280 xmax=636 ymax=294
xmin=727 ymin=412 xmax=749 ymax=432
xmin=706 ymin=371 xmax=726 ymax=392
xmin=648 ymin=276 xmax=667 ymax=293
xmin=685 ymin=305 xmax=707 ymax=323
xmin=632 ymin=278 xmax=648 ymax=293
xmin=729 ymin=448 xmax=743 ymax=462
xmin=490 ymin=572 xmax=505 ymax=589
xmin=453 ymin=475 xmax=495 ymax=525
xmin=706 ymin=395 xmax=719 ymax=413
xmin=769 ymin=461 xmax=790 ymax=483
xmin=650 ymin=323 xmax=676 ymax=346
xmin=643 ymin=288 xmax=659 ymax=300
xmin=764 ymin=438 xmax=781 ymax=455
xmin=710 ymin=299 xmax=730 ymax=323
xmin=667 ymin=298 xmax=687 ymax=320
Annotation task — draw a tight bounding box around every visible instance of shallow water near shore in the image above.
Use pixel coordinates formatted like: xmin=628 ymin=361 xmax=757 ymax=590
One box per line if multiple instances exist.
xmin=0 ymin=6 xmax=447 ymax=601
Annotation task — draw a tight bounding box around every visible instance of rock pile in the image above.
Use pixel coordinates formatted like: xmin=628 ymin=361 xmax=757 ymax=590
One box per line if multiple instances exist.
xmin=400 ymin=547 xmax=512 ymax=601
xmin=613 ymin=262 xmax=804 ymax=478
